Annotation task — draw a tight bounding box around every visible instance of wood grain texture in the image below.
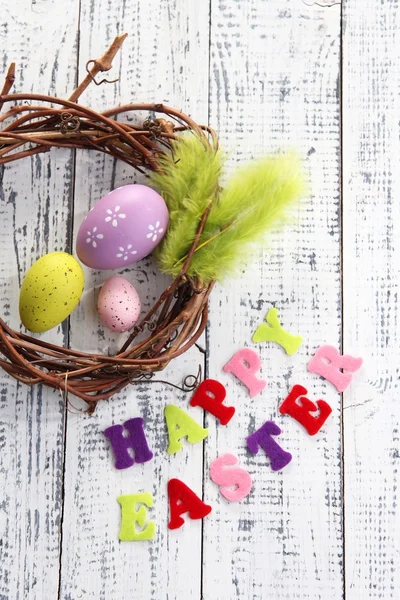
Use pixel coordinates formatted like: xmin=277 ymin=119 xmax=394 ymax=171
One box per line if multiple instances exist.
xmin=58 ymin=1 xmax=210 ymax=598
xmin=2 ymin=1 xmax=399 ymax=598
xmin=343 ymin=1 xmax=400 ymax=597
xmin=0 ymin=1 xmax=79 ymax=599
xmin=204 ymin=1 xmax=343 ymax=598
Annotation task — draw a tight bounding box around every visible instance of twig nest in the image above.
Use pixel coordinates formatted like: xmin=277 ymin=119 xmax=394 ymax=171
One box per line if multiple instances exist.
xmin=76 ymin=184 xmax=169 ymax=269
xmin=0 ymin=35 xmax=216 ymax=408
xmin=97 ymin=276 xmax=141 ymax=333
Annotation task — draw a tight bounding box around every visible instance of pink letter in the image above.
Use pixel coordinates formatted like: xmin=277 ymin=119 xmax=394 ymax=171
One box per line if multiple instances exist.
xmin=308 ymin=345 xmax=363 ymax=392
xmin=210 ymin=453 xmax=252 ymax=502
xmin=223 ymin=348 xmax=267 ymax=397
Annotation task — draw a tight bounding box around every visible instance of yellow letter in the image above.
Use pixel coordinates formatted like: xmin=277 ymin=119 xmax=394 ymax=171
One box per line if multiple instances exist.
xmin=117 ymin=493 xmax=156 ymax=541
xmin=252 ymin=308 xmax=302 ymax=355
xmin=164 ymin=404 xmax=208 ymax=454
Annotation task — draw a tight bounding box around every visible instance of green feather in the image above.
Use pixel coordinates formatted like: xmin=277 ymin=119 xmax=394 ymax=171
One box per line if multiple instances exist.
xmin=151 ymin=136 xmax=306 ymax=282
xmin=149 ymin=135 xmax=222 ymax=274
xmin=150 ymin=134 xmax=222 ymax=219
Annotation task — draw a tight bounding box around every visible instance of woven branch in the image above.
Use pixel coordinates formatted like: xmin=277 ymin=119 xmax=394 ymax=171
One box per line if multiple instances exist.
xmin=0 ymin=35 xmax=216 ymax=413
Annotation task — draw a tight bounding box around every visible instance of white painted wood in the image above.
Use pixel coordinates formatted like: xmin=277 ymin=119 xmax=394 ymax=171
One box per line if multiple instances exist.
xmin=0 ymin=1 xmax=79 ymax=599
xmin=2 ymin=1 xmax=399 ymax=598
xmin=59 ymin=1 xmax=210 ymax=598
xmin=343 ymin=1 xmax=400 ymax=598
xmin=204 ymin=2 xmax=343 ymax=599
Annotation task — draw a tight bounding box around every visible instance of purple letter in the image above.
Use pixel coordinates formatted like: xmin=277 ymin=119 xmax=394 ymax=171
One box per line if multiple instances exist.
xmin=246 ymin=421 xmax=292 ymax=471
xmin=103 ymin=417 xmax=153 ymax=470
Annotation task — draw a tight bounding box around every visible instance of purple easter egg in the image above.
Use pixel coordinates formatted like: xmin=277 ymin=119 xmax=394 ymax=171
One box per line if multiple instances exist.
xmin=76 ymin=184 xmax=169 ymax=270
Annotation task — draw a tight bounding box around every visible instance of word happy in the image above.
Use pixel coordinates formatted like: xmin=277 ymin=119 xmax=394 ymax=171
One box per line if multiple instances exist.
xmin=103 ymin=328 xmax=362 ymax=541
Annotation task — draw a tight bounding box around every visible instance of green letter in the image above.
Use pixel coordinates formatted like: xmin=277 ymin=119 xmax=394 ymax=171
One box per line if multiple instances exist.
xmin=252 ymin=308 xmax=302 ymax=355
xmin=164 ymin=404 xmax=208 ymax=454
xmin=117 ymin=493 xmax=156 ymax=541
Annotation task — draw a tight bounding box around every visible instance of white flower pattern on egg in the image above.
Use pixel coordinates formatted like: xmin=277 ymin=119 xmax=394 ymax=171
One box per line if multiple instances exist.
xmin=85 ymin=227 xmax=104 ymax=248
xmin=76 ymin=185 xmax=169 ymax=269
xmin=146 ymin=221 xmax=164 ymax=243
xmin=105 ymin=205 xmax=126 ymax=227
xmin=116 ymin=244 xmax=138 ymax=261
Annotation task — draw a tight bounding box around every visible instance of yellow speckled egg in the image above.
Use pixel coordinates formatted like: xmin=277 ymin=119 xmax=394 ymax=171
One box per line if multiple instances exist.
xmin=19 ymin=252 xmax=85 ymax=333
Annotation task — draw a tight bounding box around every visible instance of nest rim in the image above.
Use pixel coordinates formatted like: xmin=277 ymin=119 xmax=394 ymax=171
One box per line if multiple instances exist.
xmin=0 ymin=93 xmax=217 ymax=412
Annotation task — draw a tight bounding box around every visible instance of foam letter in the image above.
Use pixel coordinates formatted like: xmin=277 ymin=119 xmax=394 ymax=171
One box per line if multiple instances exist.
xmin=223 ymin=348 xmax=267 ymax=397
xmin=247 ymin=421 xmax=292 ymax=471
xmin=164 ymin=405 xmax=208 ymax=454
xmin=210 ymin=453 xmax=252 ymax=502
xmin=103 ymin=417 xmax=153 ymax=469
xmin=308 ymin=345 xmax=363 ymax=392
xmin=279 ymin=384 xmax=332 ymax=436
xmin=168 ymin=478 xmax=212 ymax=530
xmin=190 ymin=379 xmax=235 ymax=425
xmin=117 ymin=493 xmax=155 ymax=541
xmin=252 ymin=307 xmax=303 ymax=355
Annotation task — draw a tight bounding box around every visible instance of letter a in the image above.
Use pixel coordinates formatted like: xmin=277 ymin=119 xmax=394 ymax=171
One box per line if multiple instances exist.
xmin=308 ymin=345 xmax=363 ymax=392
xmin=279 ymin=384 xmax=332 ymax=436
xmin=210 ymin=453 xmax=252 ymax=502
xmin=190 ymin=379 xmax=235 ymax=425
xmin=246 ymin=421 xmax=292 ymax=471
xmin=164 ymin=405 xmax=208 ymax=454
xmin=103 ymin=417 xmax=153 ymax=470
xmin=168 ymin=478 xmax=212 ymax=530
xmin=117 ymin=493 xmax=156 ymax=541
xmin=223 ymin=348 xmax=267 ymax=397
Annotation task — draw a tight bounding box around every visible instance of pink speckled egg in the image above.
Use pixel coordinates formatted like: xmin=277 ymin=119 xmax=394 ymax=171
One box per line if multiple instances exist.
xmin=76 ymin=184 xmax=169 ymax=270
xmin=97 ymin=276 xmax=141 ymax=333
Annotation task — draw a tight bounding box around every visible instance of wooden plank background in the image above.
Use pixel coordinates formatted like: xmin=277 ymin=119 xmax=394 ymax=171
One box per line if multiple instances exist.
xmin=0 ymin=0 xmax=398 ymax=599
xmin=342 ymin=1 xmax=400 ymax=598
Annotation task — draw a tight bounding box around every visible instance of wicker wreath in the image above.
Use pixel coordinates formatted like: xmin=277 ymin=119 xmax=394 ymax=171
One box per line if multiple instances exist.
xmin=0 ymin=35 xmax=216 ymax=412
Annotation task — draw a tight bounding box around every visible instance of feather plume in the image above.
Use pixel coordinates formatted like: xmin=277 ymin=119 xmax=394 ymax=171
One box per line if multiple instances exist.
xmin=149 ymin=135 xmax=222 ymax=274
xmin=151 ymin=135 xmax=306 ymax=282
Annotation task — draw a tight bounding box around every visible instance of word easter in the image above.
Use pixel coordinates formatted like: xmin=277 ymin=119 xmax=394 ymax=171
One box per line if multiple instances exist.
xmin=103 ymin=340 xmax=362 ymax=541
